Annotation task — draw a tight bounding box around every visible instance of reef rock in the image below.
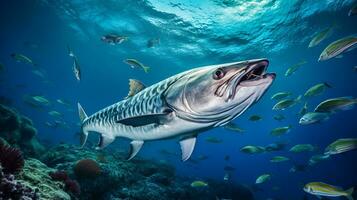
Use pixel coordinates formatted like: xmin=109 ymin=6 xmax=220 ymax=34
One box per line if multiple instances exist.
xmin=17 ymin=158 xmax=71 ymax=200
xmin=0 ymin=104 xmax=45 ymax=157
xmin=41 ymin=144 xmax=254 ymax=200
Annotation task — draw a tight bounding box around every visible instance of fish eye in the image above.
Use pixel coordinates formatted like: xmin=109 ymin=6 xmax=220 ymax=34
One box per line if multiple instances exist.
xmin=213 ymin=68 xmax=225 ymax=80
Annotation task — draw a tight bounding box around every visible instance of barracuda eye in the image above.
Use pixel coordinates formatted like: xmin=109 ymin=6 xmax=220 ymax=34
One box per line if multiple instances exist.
xmin=213 ymin=68 xmax=225 ymax=80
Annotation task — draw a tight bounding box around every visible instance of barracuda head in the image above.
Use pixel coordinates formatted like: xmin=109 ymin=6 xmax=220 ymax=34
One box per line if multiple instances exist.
xmin=165 ymin=59 xmax=275 ymax=127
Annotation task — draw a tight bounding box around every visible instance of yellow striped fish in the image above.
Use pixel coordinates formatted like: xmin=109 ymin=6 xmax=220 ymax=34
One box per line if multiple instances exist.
xmin=325 ymin=138 xmax=357 ymax=155
xmin=304 ymin=182 xmax=354 ymax=200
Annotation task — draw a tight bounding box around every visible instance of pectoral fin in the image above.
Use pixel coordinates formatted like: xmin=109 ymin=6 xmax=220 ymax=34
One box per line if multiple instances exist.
xmin=127 ymin=140 xmax=144 ymax=160
xmin=116 ymin=110 xmax=172 ymax=127
xmin=179 ymin=136 xmax=197 ymax=162
xmin=96 ymin=135 xmax=115 ymax=150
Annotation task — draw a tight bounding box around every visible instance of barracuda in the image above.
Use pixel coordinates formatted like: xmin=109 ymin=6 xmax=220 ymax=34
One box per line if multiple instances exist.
xmin=78 ymin=59 xmax=275 ymax=161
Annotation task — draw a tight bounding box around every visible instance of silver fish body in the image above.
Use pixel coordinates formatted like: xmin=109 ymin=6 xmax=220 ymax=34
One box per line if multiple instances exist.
xmin=78 ymin=59 xmax=275 ymax=161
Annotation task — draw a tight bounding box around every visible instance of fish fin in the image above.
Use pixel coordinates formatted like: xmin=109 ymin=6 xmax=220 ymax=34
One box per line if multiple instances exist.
xmin=143 ymin=66 xmax=150 ymax=73
xmin=116 ymin=110 xmax=172 ymax=127
xmin=126 ymin=79 xmax=146 ymax=98
xmin=77 ymin=103 xmax=88 ymax=123
xmin=77 ymin=103 xmax=89 ymax=148
xmin=127 ymin=140 xmax=144 ymax=160
xmin=179 ymin=135 xmax=197 ymax=162
xmin=96 ymin=135 xmax=115 ymax=150
xmin=346 ymin=187 xmax=354 ymax=200
xmin=324 ymin=82 xmax=332 ymax=88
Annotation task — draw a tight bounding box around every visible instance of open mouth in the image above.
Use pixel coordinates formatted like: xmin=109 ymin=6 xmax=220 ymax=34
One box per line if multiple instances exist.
xmin=238 ymin=60 xmax=276 ymax=87
xmin=225 ymin=59 xmax=275 ymax=100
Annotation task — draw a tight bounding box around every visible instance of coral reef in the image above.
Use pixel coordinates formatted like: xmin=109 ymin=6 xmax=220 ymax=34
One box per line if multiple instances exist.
xmin=17 ymin=159 xmax=71 ymax=200
xmin=0 ymin=141 xmax=24 ymax=174
xmin=74 ymin=159 xmax=101 ymax=179
xmin=41 ymin=144 xmax=254 ymax=200
xmin=49 ymin=170 xmax=81 ymax=197
xmin=0 ymin=165 xmax=39 ymax=200
xmin=0 ymin=104 xmax=45 ymax=158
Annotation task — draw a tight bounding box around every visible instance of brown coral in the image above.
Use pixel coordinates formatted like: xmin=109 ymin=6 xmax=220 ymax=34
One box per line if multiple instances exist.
xmin=0 ymin=141 xmax=24 ymax=174
xmin=74 ymin=159 xmax=101 ymax=179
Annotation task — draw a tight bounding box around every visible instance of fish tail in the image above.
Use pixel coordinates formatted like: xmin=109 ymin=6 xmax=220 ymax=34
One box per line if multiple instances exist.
xmin=77 ymin=103 xmax=89 ymax=148
xmin=324 ymin=82 xmax=332 ymax=88
xmin=143 ymin=66 xmax=150 ymax=73
xmin=345 ymin=187 xmax=354 ymax=200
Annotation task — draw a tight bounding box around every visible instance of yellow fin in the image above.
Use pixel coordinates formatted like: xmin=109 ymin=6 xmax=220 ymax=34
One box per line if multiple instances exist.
xmin=126 ymin=79 xmax=146 ymax=98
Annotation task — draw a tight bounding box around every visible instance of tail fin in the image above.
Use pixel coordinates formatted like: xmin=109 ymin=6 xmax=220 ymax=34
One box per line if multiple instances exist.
xmin=143 ymin=66 xmax=150 ymax=73
xmin=324 ymin=82 xmax=332 ymax=88
xmin=346 ymin=187 xmax=354 ymax=200
xmin=78 ymin=103 xmax=88 ymax=148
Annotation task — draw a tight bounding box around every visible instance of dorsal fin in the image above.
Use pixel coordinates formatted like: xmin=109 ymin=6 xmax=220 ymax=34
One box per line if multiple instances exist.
xmin=125 ymin=79 xmax=145 ymax=99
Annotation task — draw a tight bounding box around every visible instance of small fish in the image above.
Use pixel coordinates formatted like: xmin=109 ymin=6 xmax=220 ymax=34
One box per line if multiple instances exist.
xmin=354 ymin=66 xmax=357 ymax=71
xmin=249 ymin=115 xmax=262 ymax=121
xmin=285 ymin=61 xmax=307 ymax=77
xmin=299 ymin=112 xmax=330 ymax=125
xmin=348 ymin=3 xmax=357 ymax=16
xmin=255 ymin=174 xmax=271 ymax=184
xmin=56 ymin=99 xmax=71 ymax=107
xmin=48 ymin=110 xmax=62 ymax=118
xmin=67 ymin=46 xmax=81 ymax=81
xmin=308 ymin=26 xmax=334 ymax=48
xmin=298 ymin=102 xmax=308 ymax=116
xmin=270 ymin=156 xmax=289 ymax=163
xmin=147 ymin=38 xmax=160 ymax=48
xmin=304 ymin=182 xmax=354 ymax=200
xmin=223 ymin=173 xmax=230 ymax=181
xmin=72 ymin=57 xmax=81 ymax=81
xmin=240 ymin=145 xmax=265 ymax=154
xmin=31 ymin=70 xmax=46 ymax=79
xmin=265 ymin=142 xmax=286 ymax=152
xmin=224 ymin=122 xmax=245 ymax=133
xmin=101 ymin=34 xmax=128 ymax=45
xmin=224 ymin=155 xmax=230 ymax=161
xmin=273 ymin=95 xmax=301 ymax=110
xmin=126 ymin=79 xmax=146 ymax=98
xmin=319 ymin=36 xmax=357 ymax=61
xmin=304 ymin=83 xmax=332 ymax=98
xmin=271 ymin=92 xmax=292 ymax=101
xmin=289 ymin=144 xmax=316 ymax=153
xmin=273 ymin=114 xmax=285 ymax=122
xmin=308 ymin=154 xmax=330 ymax=166
xmin=205 ymin=136 xmax=222 ymax=144
xmin=270 ymin=125 xmax=292 ymax=136
xmin=124 ymin=59 xmax=150 ymax=73
xmin=31 ymin=95 xmax=50 ymax=106
xmin=11 ymin=53 xmax=36 ymax=66
xmin=191 ymin=180 xmax=208 ymax=188
xmin=314 ymin=97 xmax=357 ymax=113
xmin=324 ymin=138 xmax=357 ymax=156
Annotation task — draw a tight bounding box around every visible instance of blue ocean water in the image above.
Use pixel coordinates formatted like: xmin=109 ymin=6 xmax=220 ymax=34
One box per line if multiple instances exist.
xmin=1 ymin=0 xmax=357 ymax=199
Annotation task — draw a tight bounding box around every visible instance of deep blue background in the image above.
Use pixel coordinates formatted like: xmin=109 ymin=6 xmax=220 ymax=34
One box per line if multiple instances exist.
xmin=1 ymin=1 xmax=357 ymax=199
